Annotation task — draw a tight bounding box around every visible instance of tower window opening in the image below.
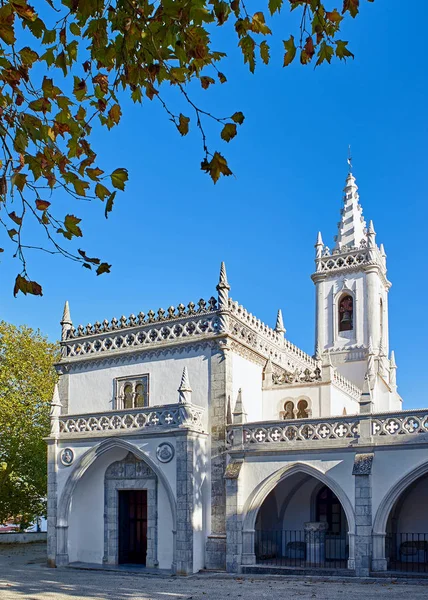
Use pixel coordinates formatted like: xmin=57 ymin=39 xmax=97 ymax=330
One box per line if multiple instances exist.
xmin=338 ymin=294 xmax=353 ymax=332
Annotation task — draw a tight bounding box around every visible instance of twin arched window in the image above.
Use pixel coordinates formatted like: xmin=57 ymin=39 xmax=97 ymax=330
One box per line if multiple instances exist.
xmin=338 ymin=294 xmax=353 ymax=332
xmin=281 ymin=399 xmax=310 ymax=420
xmin=116 ymin=375 xmax=149 ymax=409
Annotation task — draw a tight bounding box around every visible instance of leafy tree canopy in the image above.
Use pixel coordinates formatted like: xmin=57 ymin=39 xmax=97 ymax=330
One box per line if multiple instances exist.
xmin=0 ymin=321 xmax=58 ymax=529
xmin=0 ymin=0 xmax=372 ymax=296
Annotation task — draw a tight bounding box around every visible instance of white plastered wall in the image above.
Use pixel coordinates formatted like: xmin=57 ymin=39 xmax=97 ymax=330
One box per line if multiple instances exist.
xmin=58 ymin=436 xmax=177 ymax=568
xmin=231 ymin=353 xmax=263 ymax=422
xmin=67 ymin=347 xmax=211 ymax=414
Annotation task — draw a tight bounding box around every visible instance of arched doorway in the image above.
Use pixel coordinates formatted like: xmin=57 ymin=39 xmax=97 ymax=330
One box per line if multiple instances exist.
xmin=384 ymin=473 xmax=428 ymax=573
xmin=252 ymin=470 xmax=350 ymax=569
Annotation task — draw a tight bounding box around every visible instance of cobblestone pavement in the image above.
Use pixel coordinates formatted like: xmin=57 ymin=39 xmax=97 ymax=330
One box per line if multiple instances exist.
xmin=1 ymin=544 xmax=428 ymax=600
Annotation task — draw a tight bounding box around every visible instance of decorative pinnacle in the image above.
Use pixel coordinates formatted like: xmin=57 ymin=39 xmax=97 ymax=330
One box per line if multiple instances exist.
xmin=390 ymin=350 xmax=397 ymax=368
xmin=315 ymin=231 xmax=324 ymax=246
xmin=275 ymin=309 xmax=286 ymax=335
xmin=367 ymin=220 xmax=376 ymax=235
xmin=315 ymin=342 xmax=322 ymax=361
xmin=217 ymin=261 xmax=230 ymax=290
xmin=61 ymin=300 xmax=72 ymax=325
xmin=50 ymin=383 xmax=62 ymax=435
xmin=232 ymin=388 xmax=247 ymax=424
xmin=178 ymin=366 xmax=192 ymax=393
xmin=379 ymin=243 xmax=386 ymax=257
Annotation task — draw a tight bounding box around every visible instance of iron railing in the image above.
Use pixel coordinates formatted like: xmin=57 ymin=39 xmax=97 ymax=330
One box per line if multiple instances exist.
xmin=387 ymin=533 xmax=428 ymax=573
xmin=255 ymin=530 xmax=349 ymax=569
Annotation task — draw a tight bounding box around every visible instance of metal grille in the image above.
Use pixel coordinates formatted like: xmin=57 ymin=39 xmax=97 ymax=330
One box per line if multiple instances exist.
xmin=255 ymin=530 xmax=349 ymax=569
xmin=387 ymin=533 xmax=428 ymax=573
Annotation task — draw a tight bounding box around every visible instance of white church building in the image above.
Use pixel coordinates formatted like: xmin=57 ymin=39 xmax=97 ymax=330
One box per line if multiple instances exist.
xmin=47 ymin=170 xmax=428 ymax=577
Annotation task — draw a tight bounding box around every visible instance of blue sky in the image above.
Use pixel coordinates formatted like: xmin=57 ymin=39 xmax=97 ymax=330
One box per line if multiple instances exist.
xmin=1 ymin=1 xmax=427 ymax=407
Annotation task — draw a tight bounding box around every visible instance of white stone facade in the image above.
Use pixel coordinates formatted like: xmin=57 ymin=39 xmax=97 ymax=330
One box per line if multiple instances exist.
xmin=47 ymin=173 xmax=428 ymax=577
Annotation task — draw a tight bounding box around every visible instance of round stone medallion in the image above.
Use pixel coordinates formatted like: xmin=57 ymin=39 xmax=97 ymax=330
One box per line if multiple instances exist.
xmin=60 ymin=447 xmax=74 ymax=466
xmin=156 ymin=442 xmax=175 ymax=463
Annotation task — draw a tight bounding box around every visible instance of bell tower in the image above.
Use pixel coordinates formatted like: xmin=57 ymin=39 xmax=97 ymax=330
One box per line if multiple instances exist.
xmin=311 ymin=167 xmax=396 ymax=403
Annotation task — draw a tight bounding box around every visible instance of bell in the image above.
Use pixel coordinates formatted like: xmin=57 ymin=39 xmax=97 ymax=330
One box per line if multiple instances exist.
xmin=341 ymin=310 xmax=351 ymax=324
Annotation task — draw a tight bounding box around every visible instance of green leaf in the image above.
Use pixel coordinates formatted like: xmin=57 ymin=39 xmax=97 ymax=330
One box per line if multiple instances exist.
xmin=283 ymin=35 xmax=296 ymax=67
xmin=231 ymin=111 xmax=245 ymax=125
xmin=95 ymin=182 xmax=110 ymax=200
xmin=0 ymin=5 xmax=16 ymax=45
xmin=239 ymin=35 xmax=256 ymax=73
xmin=268 ymin=0 xmax=282 ymax=15
xmin=87 ymin=167 xmax=104 ymax=181
xmin=316 ymin=41 xmax=335 ymax=66
xmin=69 ymin=22 xmax=80 ymax=36
xmin=251 ymin=12 xmax=271 ymax=35
xmin=73 ymin=77 xmax=87 ymax=102
xmin=221 ymin=123 xmax=237 ymax=143
xmin=105 ymin=191 xmax=116 ymax=218
xmin=342 ymin=0 xmax=360 ymax=18
xmin=11 ymin=173 xmax=27 ymax=191
xmin=64 ymin=214 xmax=83 ymax=238
xmin=177 ymin=114 xmax=190 ymax=136
xmin=13 ymin=275 xmax=43 ymax=297
xmin=335 ymin=40 xmax=354 ymax=60
xmin=19 ymin=47 xmax=39 ymax=66
xmin=260 ymin=41 xmax=270 ymax=65
xmin=110 ymin=168 xmax=128 ymax=191
xmin=201 ymin=152 xmax=233 ymax=184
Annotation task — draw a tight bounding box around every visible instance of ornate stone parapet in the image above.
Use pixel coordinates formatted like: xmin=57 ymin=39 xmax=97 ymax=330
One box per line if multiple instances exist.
xmin=57 ymin=402 xmax=205 ymax=436
xmin=226 ymin=408 xmax=428 ymax=450
xmin=60 ymin=310 xmax=221 ymax=359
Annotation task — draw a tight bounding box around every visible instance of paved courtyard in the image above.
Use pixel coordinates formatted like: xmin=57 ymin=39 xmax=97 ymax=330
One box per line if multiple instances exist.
xmin=1 ymin=543 xmax=428 ymax=600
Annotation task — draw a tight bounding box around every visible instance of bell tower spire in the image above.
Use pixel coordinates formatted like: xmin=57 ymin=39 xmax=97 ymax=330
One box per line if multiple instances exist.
xmin=312 ymin=159 xmax=394 ymax=407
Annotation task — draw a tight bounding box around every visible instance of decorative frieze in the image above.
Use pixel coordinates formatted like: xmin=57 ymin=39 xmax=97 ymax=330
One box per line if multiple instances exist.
xmin=62 ymin=314 xmax=221 ymax=358
xmin=234 ymin=417 xmax=360 ymax=445
xmin=58 ymin=402 xmax=205 ymax=435
xmin=371 ymin=411 xmax=428 ymax=436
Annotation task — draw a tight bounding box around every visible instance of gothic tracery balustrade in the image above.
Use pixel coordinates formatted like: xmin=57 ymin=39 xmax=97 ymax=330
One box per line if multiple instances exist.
xmin=371 ymin=410 xmax=428 ymax=436
xmin=58 ymin=402 xmax=205 ymax=434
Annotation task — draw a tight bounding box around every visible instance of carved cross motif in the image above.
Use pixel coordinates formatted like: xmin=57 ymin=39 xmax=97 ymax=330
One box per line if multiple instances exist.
xmin=270 ymin=429 xmax=282 ymax=442
xmin=385 ymin=420 xmax=399 ymax=434
xmin=335 ymin=424 xmax=347 ymax=438
xmin=319 ymin=425 xmax=330 ymax=438
xmin=255 ymin=429 xmax=266 ymax=442
xmin=164 ymin=413 xmax=174 ymax=425
xmin=150 ymin=414 xmax=160 ymax=426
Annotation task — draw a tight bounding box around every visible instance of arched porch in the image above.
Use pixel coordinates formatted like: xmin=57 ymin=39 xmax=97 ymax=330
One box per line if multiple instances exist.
xmin=55 ymin=438 xmax=177 ymax=571
xmin=241 ymin=463 xmax=355 ymax=571
xmin=373 ymin=460 xmax=428 ymax=573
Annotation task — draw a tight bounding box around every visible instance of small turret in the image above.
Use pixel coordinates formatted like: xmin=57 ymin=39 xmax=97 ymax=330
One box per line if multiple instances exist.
xmin=216 ymin=261 xmax=230 ymax=309
xmin=275 ymin=309 xmax=286 ymax=335
xmin=232 ymin=388 xmax=247 ymax=424
xmin=315 ymin=231 xmax=324 ymax=259
xmin=60 ymin=301 xmax=72 ymax=341
xmin=178 ymin=367 xmax=192 ymax=404
xmin=50 ymin=383 xmax=62 ymax=436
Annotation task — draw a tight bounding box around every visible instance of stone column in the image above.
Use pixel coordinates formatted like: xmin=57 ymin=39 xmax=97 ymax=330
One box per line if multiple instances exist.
xmin=206 ymin=340 xmax=233 ymax=570
xmin=225 ymin=459 xmax=243 ymax=573
xmin=304 ymin=522 xmax=328 ymax=565
xmin=46 ymin=440 xmax=58 ymax=567
xmin=175 ymin=433 xmax=195 ymax=575
xmin=352 ymin=453 xmax=374 ymax=576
